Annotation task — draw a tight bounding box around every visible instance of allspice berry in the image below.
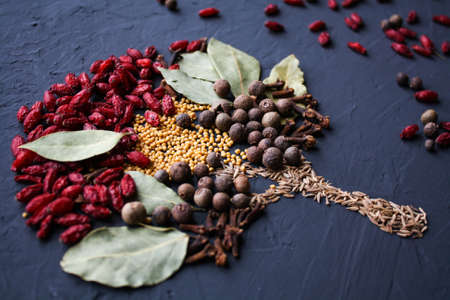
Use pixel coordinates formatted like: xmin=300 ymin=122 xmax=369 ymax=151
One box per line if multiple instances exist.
xmin=409 ymin=76 xmax=423 ymax=91
xmin=165 ymin=0 xmax=177 ymax=11
xmin=262 ymin=111 xmax=281 ymax=128
xmin=274 ymin=136 xmax=290 ymax=151
xmin=284 ymin=146 xmax=301 ymax=166
xmin=171 ymin=203 xmax=193 ymax=224
xmin=197 ymin=176 xmax=214 ymax=189
xmin=176 ymin=113 xmax=192 ymax=129
xmin=234 ymin=95 xmax=254 ymax=111
xmin=213 ymin=79 xmax=231 ymax=98
xmin=246 ymin=120 xmax=263 ymax=133
xmin=380 ymin=19 xmax=391 ymax=31
xmin=212 ymin=192 xmax=230 ymax=212
xmin=259 ymin=98 xmax=276 ymax=113
xmin=177 ymin=183 xmax=195 ymax=202
xmin=152 ymin=206 xmax=171 ymax=226
xmin=248 ymin=80 xmax=266 ymax=99
xmin=262 ymin=127 xmax=278 ymax=140
xmin=396 ymin=72 xmax=409 ymax=87
xmin=248 ymin=107 xmax=263 ymax=121
xmin=234 ymin=175 xmax=250 ymax=194
xmin=206 ymin=151 xmax=221 ymax=168
xmin=276 ymin=98 xmax=293 ymax=116
xmin=389 ymin=14 xmax=402 ymax=28
xmin=154 ymin=169 xmax=170 ymax=185
xmin=193 ymin=163 xmax=209 ymax=178
xmin=262 ymin=147 xmax=283 ymax=170
xmin=169 ymin=161 xmax=191 ymax=183
xmin=248 ymin=130 xmax=263 ymax=145
xmin=420 ymin=109 xmax=438 ymax=125
xmin=246 ymin=146 xmax=263 ymax=164
xmin=198 ymin=110 xmax=215 ymax=129
xmin=121 ymin=202 xmax=147 ymax=225
xmin=215 ymin=175 xmax=233 ymax=192
xmin=425 ymin=139 xmax=435 ymax=151
xmin=423 ymin=122 xmax=438 ymax=138
xmin=229 ymin=123 xmax=246 ymax=143
xmin=231 ymin=193 xmax=250 ymax=208
xmin=215 ymin=113 xmax=232 ymax=131
xmin=194 ymin=188 xmax=213 ymax=208
xmin=258 ymin=138 xmax=272 ymax=152
xmin=232 ymin=109 xmax=249 ymax=124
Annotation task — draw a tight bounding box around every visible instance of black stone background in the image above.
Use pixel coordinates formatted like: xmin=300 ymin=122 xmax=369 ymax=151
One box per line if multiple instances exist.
xmin=1 ymin=0 xmax=449 ymax=299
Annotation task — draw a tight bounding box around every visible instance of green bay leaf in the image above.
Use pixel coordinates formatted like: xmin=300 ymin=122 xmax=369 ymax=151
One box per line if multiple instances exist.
xmin=19 ymin=130 xmax=126 ymax=162
xmin=178 ymin=52 xmax=219 ymax=82
xmin=126 ymin=171 xmax=184 ymax=213
xmin=263 ymin=54 xmax=307 ymax=98
xmin=60 ymin=226 xmax=189 ymax=288
xmin=207 ymin=38 xmax=260 ymax=97
xmin=159 ymin=68 xmax=224 ymax=105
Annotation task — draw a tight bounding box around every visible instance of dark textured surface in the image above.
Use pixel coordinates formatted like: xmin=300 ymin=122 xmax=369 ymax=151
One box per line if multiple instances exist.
xmin=1 ymin=0 xmax=450 ymax=299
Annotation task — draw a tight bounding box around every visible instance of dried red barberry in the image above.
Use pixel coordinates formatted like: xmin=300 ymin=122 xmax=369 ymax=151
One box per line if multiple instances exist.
xmin=94 ymin=167 xmax=123 ymax=185
xmin=309 ymin=20 xmax=326 ymax=32
xmin=198 ymin=7 xmax=220 ymax=17
xmin=17 ymin=105 xmax=29 ymax=123
xmin=411 ymin=45 xmax=432 ymax=57
xmin=145 ymin=46 xmax=157 ymax=59
xmin=55 ymin=213 xmax=90 ymax=227
xmin=120 ymin=174 xmax=136 ymax=198
xmin=65 ymin=73 xmax=80 ymax=89
xmin=127 ymin=48 xmax=143 ymax=60
xmin=328 ymin=0 xmax=338 ymax=10
xmin=169 ymin=64 xmax=179 ymax=70
xmin=440 ymin=122 xmax=450 ymax=132
xmin=398 ymin=27 xmax=417 ymax=39
xmin=37 ymin=215 xmax=53 ymax=239
xmin=415 ymin=90 xmax=438 ymax=102
xmin=25 ymin=193 xmax=55 ymax=214
xmin=127 ymin=151 xmax=151 ymax=168
xmin=318 ymin=32 xmax=331 ymax=46
xmin=153 ymin=86 xmax=165 ymax=99
xmin=21 ymin=165 xmax=46 ymax=176
xmin=52 ymin=176 xmax=69 ymax=194
xmin=400 ymin=124 xmax=419 ymax=140
xmin=162 ymin=95 xmax=176 ymax=115
xmin=23 ymin=109 xmax=42 ymax=133
xmin=60 ymin=223 xmax=92 ymax=245
xmin=16 ymin=183 xmax=43 ymax=203
xmin=11 ymin=149 xmax=37 ymax=172
xmin=95 ymin=184 xmax=110 ymax=206
xmin=109 ymin=181 xmax=124 ymax=212
xmin=345 ymin=17 xmax=359 ymax=31
xmin=442 ymin=41 xmax=450 ymax=55
xmin=407 ymin=10 xmax=418 ymax=24
xmin=265 ymin=21 xmax=285 ymax=32
xmin=61 ymin=184 xmax=83 ymax=199
xmin=26 ymin=206 xmax=48 ymax=227
xmin=341 ymin=0 xmax=360 ymax=8
xmin=433 ymin=15 xmax=450 ymax=27
xmin=81 ymin=204 xmax=112 ymax=219
xmin=385 ymin=29 xmax=405 ymax=43
xmin=43 ymin=168 xmax=58 ymax=193
xmin=15 ymin=174 xmax=42 ymax=184
xmin=391 ymin=42 xmax=413 ymax=58
xmin=284 ymin=0 xmax=305 ymax=6
xmin=47 ymin=197 xmax=74 ymax=216
xmin=347 ymin=42 xmax=366 ymax=55
xmin=27 ymin=124 xmax=44 ymax=142
xmin=50 ymin=83 xmax=73 ymax=96
xmin=435 ymin=132 xmax=450 ymax=147
xmin=169 ymin=40 xmax=189 ymax=52
xmin=350 ymin=12 xmax=363 ymax=26
xmin=11 ymin=135 xmax=25 ymax=157
xmin=144 ymin=110 xmax=160 ymax=127
xmin=68 ymin=172 xmax=85 ymax=185
xmin=69 ymin=88 xmax=92 ymax=109
xmin=419 ymin=34 xmax=434 ymax=51
xmin=264 ymin=4 xmax=279 ymax=16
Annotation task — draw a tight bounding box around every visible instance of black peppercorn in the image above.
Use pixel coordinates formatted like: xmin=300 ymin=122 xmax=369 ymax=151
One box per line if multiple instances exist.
xmin=212 ymin=100 xmax=233 ymax=114
xmin=396 ymin=72 xmax=409 ymax=87
xmin=229 ymin=123 xmax=246 ymax=143
xmin=275 ymin=99 xmax=293 ymax=116
xmin=380 ymin=19 xmax=391 ymax=31
xmin=246 ymin=120 xmax=263 ymax=133
xmin=248 ymin=107 xmax=263 ymax=121
xmin=198 ymin=110 xmax=215 ymax=129
xmin=248 ymin=130 xmax=263 ymax=145
xmin=262 ymin=147 xmax=283 ymax=170
xmin=171 ymin=203 xmax=193 ymax=224
xmin=246 ymin=146 xmax=263 ymax=164
xmin=248 ymin=80 xmax=266 ymax=99
xmin=259 ymin=98 xmax=276 ymax=113
xmin=176 ymin=113 xmax=192 ymax=129
xmin=165 ymin=0 xmax=177 ymax=10
xmin=262 ymin=111 xmax=281 ymax=128
xmin=169 ymin=161 xmax=191 ymax=183
xmin=152 ymin=206 xmax=171 ymax=226
xmin=231 ymin=193 xmax=250 ymax=208
xmin=409 ymin=76 xmax=423 ymax=91
xmin=212 ymin=192 xmax=230 ymax=212
xmin=389 ymin=14 xmax=402 ymax=28
xmin=234 ymin=175 xmax=250 ymax=194
xmin=258 ymin=138 xmax=272 ymax=152
xmin=178 ymin=183 xmax=195 ymax=201
xmin=262 ymin=127 xmax=278 ymax=140
xmin=215 ymin=112 xmax=232 ymax=131
xmin=215 ymin=175 xmax=233 ymax=192
xmin=231 ymin=109 xmax=249 ymax=124
xmin=274 ymin=136 xmax=290 ymax=151
xmin=193 ymin=163 xmax=209 ymax=178
xmin=213 ymin=79 xmax=231 ymax=98
xmin=423 ymin=122 xmax=438 ymax=138
xmin=154 ymin=169 xmax=170 ymax=185
xmin=234 ymin=95 xmax=254 ymax=111
xmin=284 ymin=146 xmax=301 ymax=166
xmin=194 ymin=188 xmax=213 ymax=208
xmin=424 ymin=139 xmax=435 ymax=151
xmin=206 ymin=151 xmax=221 ymax=169
xmin=197 ymin=176 xmax=214 ymax=190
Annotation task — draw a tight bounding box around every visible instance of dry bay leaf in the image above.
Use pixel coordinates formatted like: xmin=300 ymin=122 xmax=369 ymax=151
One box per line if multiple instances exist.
xmin=178 ymin=51 xmax=219 ymax=82
xmin=60 ymin=226 xmax=189 ymax=288
xmin=19 ymin=130 xmax=126 ymax=162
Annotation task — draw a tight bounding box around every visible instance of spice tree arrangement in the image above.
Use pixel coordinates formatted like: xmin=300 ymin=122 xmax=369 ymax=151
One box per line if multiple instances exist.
xmin=9 ymin=37 xmax=429 ymax=288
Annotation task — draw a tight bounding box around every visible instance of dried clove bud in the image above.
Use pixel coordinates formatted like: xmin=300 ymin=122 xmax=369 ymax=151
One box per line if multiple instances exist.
xmin=272 ymin=88 xmax=294 ymax=98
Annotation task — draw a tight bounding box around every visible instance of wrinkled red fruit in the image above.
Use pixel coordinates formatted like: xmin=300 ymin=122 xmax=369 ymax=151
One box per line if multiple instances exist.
xmin=265 ymin=21 xmax=285 ymax=32
xmin=347 ymin=42 xmax=366 ymax=55
xmin=198 ymin=8 xmax=220 ymax=17
xmin=264 ymin=4 xmax=279 ymax=16
xmin=400 ymin=124 xmax=419 ymax=140
xmin=127 ymin=151 xmax=151 ymax=168
xmin=309 ymin=20 xmax=326 ymax=32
